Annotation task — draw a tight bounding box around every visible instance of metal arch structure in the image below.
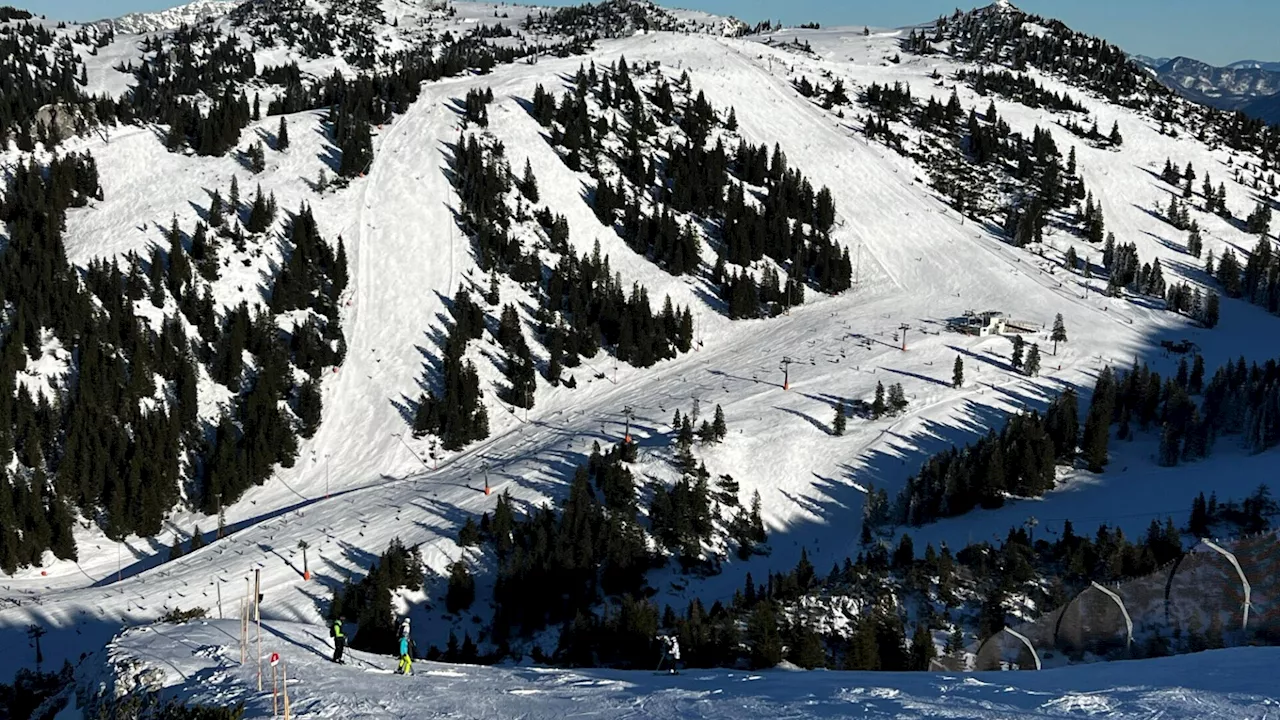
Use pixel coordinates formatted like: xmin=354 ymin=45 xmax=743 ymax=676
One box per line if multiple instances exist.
xmin=1163 ymin=552 xmax=1189 ymax=624
xmin=1002 ymin=627 xmax=1042 ymax=670
xmin=1053 ymin=582 xmax=1132 ymax=653
xmin=976 ymin=627 xmax=1042 ymax=671
xmin=1089 ymin=581 xmax=1134 ymax=651
xmin=1203 ymin=539 xmax=1252 ymax=631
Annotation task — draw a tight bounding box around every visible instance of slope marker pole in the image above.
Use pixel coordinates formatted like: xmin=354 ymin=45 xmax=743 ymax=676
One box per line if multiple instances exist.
xmin=255 ymin=569 xmax=262 ymax=692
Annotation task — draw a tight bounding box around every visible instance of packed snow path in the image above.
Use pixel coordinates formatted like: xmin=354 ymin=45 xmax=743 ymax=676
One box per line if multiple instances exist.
xmin=101 ymin=619 xmax=1280 ymax=720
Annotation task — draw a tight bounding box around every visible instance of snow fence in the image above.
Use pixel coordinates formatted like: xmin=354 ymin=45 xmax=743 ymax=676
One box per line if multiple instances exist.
xmin=966 ymin=532 xmax=1280 ymax=670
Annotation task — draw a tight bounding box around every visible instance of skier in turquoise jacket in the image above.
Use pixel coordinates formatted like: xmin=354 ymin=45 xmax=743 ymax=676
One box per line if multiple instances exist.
xmin=396 ymin=634 xmax=413 ymax=675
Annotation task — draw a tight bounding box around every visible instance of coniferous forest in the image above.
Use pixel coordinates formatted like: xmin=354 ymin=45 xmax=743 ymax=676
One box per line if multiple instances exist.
xmin=412 ymin=113 xmax=697 ymax=450
xmin=0 ymin=146 xmax=349 ymax=570
xmin=0 ymin=2 xmax=593 ymax=572
xmin=528 ymin=57 xmax=852 ymax=319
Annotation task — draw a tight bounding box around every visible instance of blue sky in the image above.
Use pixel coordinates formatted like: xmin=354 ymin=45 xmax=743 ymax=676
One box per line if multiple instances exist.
xmin=37 ymin=0 xmax=1277 ymax=67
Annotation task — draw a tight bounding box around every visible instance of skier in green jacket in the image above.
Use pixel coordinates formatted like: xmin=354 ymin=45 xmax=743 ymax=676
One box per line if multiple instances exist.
xmin=331 ymin=618 xmax=346 ymax=664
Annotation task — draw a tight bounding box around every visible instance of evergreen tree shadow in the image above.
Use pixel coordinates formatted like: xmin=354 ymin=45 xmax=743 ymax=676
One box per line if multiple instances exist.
xmin=837 ymin=401 xmax=1014 ymax=499
xmin=773 ymin=405 xmax=829 ymax=435
xmin=882 ymin=366 xmax=950 ymax=388
xmin=186 ymin=198 xmax=211 ymax=224
xmin=1162 ymin=256 xmax=1219 ymax=290
xmin=1130 ymin=201 xmax=1192 ymax=232
xmin=390 ymin=394 xmax=418 ymax=426
xmin=948 ymin=343 xmax=1016 ymax=374
xmin=335 ymin=539 xmax=381 ymax=572
xmin=313 ymin=124 xmax=342 ymax=174
xmin=444 ymin=97 xmax=468 ymax=117
xmin=1135 ymin=164 xmax=1174 ymax=189
xmin=1142 ymin=230 xmax=1191 ymax=256
xmin=691 ymin=285 xmax=729 ymax=317
xmin=511 ymin=95 xmax=535 ymax=115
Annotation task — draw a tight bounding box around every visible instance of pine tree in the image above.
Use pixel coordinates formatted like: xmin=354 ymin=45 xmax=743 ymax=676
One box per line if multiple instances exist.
xmin=1081 ymin=371 xmax=1114 ymax=472
xmin=910 ymin=623 xmax=936 ymax=670
xmin=872 ymin=381 xmax=886 ymax=418
xmin=746 ymin=602 xmax=783 ymax=669
xmin=520 ymin=159 xmax=539 ymax=203
xmin=445 ymin=561 xmax=476 ymax=613
xmin=888 ymin=383 xmax=907 ymax=413
xmin=833 ymin=401 xmax=847 ymax=436
xmin=787 ymin=621 xmax=827 ymax=669
xmin=1109 ymin=121 xmax=1123 ymax=146
xmin=712 ymin=405 xmax=727 ymax=441
xmin=1187 ymin=224 xmax=1203 ymax=258
xmin=297 ymin=377 xmax=322 ymax=438
xmin=1011 ymin=335 xmax=1025 ymax=370
xmin=1158 ymin=423 xmax=1180 ymax=467
xmin=1189 ymin=355 xmax=1205 ymax=394
xmin=190 ymin=525 xmax=205 ymax=551
xmin=1203 ymin=291 xmax=1220 ymax=328
xmin=952 ymin=355 xmax=964 ymax=388
xmin=1025 ymin=343 xmax=1041 ymax=377
xmin=249 ymin=140 xmax=266 ymax=174
xmin=277 ymin=116 xmax=290 ymax=151
xmin=1051 ymin=314 xmax=1067 ymax=355
xmin=168 ymin=534 xmax=184 ymax=561
xmin=208 ymin=190 xmax=225 ymax=228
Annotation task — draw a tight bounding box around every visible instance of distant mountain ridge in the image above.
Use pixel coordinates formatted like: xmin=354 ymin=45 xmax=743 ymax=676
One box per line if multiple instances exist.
xmin=91 ymin=0 xmax=238 ymax=34
xmin=1229 ymin=60 xmax=1280 ymax=73
xmin=1133 ymin=54 xmax=1280 ymax=125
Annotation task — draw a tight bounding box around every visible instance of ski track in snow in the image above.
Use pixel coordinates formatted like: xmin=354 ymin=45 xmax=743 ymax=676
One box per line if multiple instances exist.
xmin=3 ymin=15 xmax=1280 ymax=684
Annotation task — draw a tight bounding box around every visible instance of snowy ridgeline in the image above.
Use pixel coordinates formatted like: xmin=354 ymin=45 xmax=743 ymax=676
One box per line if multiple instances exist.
xmin=67 ymin=618 xmax=1280 ymax=719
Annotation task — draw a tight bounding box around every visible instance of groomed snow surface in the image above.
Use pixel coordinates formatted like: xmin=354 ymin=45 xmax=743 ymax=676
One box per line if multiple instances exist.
xmin=101 ymin=619 xmax=1280 ymax=719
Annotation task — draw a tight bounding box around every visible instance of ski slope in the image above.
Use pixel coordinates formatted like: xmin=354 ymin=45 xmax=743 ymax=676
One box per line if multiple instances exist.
xmin=3 ymin=5 xmax=1280 ymax=682
xmin=84 ymin=618 xmax=1280 ymax=719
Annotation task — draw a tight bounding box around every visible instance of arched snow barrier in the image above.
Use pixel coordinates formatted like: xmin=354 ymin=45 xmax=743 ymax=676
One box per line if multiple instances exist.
xmin=1204 ymin=539 xmax=1251 ymax=631
xmin=1090 ymin=581 xmax=1133 ymax=651
xmin=1002 ymin=627 xmax=1041 ymax=670
xmin=1053 ymin=583 xmax=1131 ymax=655
xmin=975 ymin=627 xmax=1041 ymax=671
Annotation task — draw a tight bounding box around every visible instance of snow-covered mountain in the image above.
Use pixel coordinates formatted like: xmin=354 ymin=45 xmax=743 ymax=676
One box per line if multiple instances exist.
xmin=1132 ymin=54 xmax=1171 ymax=70
xmin=1228 ymin=59 xmax=1280 ymax=73
xmin=90 ymin=0 xmax=239 ymax=34
xmin=1150 ymin=56 xmax=1280 ymax=117
xmin=1 ymin=0 xmax=1279 ymax=715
